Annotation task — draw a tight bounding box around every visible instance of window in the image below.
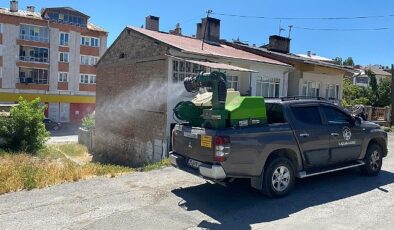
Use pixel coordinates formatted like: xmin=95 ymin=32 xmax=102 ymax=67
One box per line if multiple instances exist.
xmin=0 ymin=23 xmax=2 ymax=33
xmin=302 ymin=81 xmax=320 ymax=97
xmin=80 ymin=55 xmax=98 ymax=65
xmin=47 ymin=12 xmax=87 ymax=27
xmin=59 ymin=52 xmax=69 ymax=62
xmin=0 ymin=67 xmax=3 ymax=79
xmin=19 ymin=46 xmax=49 ymax=63
xmin=326 ymin=84 xmax=339 ymax=99
xmin=19 ymin=68 xmax=48 ymax=84
xmin=256 ymin=76 xmax=281 ymax=98
xmin=80 ymin=74 xmax=96 ymax=84
xmin=80 ymin=74 xmax=89 ymax=83
xmin=226 ymin=76 xmax=239 ymax=90
xmin=19 ymin=24 xmax=49 ymax=43
xmin=291 ymin=106 xmax=322 ymax=125
xmin=89 ymin=75 xmax=96 ymax=84
xmin=266 ymin=103 xmax=286 ymax=124
xmin=81 ymin=36 xmax=99 ymax=47
xmin=59 ymin=32 xmax=69 ymax=46
xmin=322 ymin=106 xmax=350 ymax=124
xmin=172 ymin=60 xmax=205 ymax=83
xmin=58 ymin=72 xmax=68 ymax=82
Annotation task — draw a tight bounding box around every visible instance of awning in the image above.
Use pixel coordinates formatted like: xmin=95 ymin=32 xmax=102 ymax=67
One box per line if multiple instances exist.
xmin=168 ymin=56 xmax=259 ymax=73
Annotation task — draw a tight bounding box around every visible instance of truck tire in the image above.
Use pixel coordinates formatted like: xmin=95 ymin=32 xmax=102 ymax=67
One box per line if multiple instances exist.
xmin=361 ymin=143 xmax=383 ymax=176
xmin=261 ymin=157 xmax=295 ymax=198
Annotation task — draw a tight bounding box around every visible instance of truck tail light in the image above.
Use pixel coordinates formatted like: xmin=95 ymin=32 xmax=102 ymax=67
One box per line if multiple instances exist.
xmin=214 ymin=136 xmax=230 ymax=162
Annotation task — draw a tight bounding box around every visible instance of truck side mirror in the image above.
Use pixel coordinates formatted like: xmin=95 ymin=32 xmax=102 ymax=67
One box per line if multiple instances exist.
xmin=352 ymin=116 xmax=362 ymax=126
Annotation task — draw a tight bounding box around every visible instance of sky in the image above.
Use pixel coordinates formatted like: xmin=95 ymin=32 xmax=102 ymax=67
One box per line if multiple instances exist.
xmin=9 ymin=0 xmax=394 ymax=66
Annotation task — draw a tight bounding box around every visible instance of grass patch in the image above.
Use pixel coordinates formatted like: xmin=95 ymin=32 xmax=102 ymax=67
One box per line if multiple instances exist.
xmin=0 ymin=143 xmax=172 ymax=195
xmin=0 ymin=149 xmax=133 ymax=195
xmin=141 ymin=158 xmax=171 ymax=172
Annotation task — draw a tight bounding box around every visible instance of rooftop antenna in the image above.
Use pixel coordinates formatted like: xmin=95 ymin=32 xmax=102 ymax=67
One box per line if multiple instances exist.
xmin=278 ymin=20 xmax=285 ymax=36
xmin=201 ymin=9 xmax=213 ymax=50
xmin=288 ymin=25 xmax=293 ymax=38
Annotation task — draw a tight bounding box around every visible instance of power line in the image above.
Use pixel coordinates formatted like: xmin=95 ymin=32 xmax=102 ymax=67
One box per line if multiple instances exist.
xmin=212 ymin=12 xmax=394 ymax=20
xmin=293 ymin=26 xmax=392 ymax=31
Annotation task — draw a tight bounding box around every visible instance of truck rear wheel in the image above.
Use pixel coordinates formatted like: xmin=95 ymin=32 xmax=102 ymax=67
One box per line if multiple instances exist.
xmin=361 ymin=144 xmax=383 ymax=176
xmin=261 ymin=157 xmax=295 ymax=198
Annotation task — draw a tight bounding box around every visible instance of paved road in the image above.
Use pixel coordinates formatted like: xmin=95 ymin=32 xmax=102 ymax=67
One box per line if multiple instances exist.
xmin=47 ymin=123 xmax=79 ymax=144
xmin=1 ymin=134 xmax=393 ymax=230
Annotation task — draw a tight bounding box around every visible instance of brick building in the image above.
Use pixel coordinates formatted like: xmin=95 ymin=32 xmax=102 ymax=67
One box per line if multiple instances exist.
xmin=95 ymin=16 xmax=291 ymax=166
xmin=0 ymin=1 xmax=107 ymax=122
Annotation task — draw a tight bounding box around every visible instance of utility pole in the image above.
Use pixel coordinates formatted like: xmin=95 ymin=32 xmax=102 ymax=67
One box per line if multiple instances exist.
xmin=391 ymin=64 xmax=394 ymax=126
xmin=201 ymin=9 xmax=212 ymax=50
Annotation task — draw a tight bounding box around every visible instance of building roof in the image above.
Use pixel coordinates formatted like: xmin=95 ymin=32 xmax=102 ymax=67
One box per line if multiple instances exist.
xmin=0 ymin=7 xmax=106 ymax=32
xmin=169 ymin=56 xmax=258 ymax=73
xmin=296 ymin=53 xmax=334 ymax=62
xmin=366 ymin=68 xmax=391 ymax=76
xmin=127 ymin=27 xmax=291 ymax=67
xmin=41 ymin=7 xmax=90 ymax=18
xmin=226 ymin=42 xmax=355 ymax=73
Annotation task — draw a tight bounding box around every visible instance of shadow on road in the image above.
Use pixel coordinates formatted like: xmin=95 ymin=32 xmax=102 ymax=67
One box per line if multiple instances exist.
xmin=172 ymin=168 xmax=394 ymax=229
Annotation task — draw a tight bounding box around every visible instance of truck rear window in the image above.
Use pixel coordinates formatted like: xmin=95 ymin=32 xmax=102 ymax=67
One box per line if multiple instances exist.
xmin=266 ymin=103 xmax=286 ymax=124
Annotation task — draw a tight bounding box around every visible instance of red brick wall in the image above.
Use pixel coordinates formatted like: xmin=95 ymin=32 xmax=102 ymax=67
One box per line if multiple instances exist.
xmin=57 ymin=82 xmax=68 ymax=90
xmin=95 ymin=28 xmax=168 ymax=166
xmin=79 ymin=83 xmax=96 ymax=92
xmin=16 ymin=83 xmax=49 ymax=90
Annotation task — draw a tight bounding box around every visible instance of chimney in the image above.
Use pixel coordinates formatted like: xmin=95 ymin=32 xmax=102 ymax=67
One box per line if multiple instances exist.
xmin=169 ymin=23 xmax=182 ymax=36
xmin=307 ymin=51 xmax=311 ymax=57
xmin=196 ymin=17 xmax=221 ymax=43
xmin=26 ymin=6 xmax=35 ymax=13
xmin=145 ymin=15 xmax=159 ymax=31
xmin=9 ymin=0 xmax=18 ymax=12
xmin=196 ymin=23 xmax=203 ymax=39
xmin=267 ymin=35 xmax=291 ymax=53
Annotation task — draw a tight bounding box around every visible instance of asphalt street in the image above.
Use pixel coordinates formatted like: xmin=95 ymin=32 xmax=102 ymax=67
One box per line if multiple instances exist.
xmin=0 ymin=133 xmax=393 ymax=230
xmin=47 ymin=123 xmax=79 ymax=144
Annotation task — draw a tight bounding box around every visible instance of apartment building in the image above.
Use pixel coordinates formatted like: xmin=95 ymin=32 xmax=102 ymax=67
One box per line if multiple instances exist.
xmin=0 ymin=1 xmax=107 ymax=122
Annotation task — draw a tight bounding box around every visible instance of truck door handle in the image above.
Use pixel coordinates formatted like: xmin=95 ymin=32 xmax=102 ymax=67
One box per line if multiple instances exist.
xmin=331 ymin=133 xmax=339 ymax=136
xmin=299 ymin=133 xmax=310 ymax=137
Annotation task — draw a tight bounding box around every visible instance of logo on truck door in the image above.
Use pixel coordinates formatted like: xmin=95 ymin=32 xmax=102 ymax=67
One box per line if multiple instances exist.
xmin=343 ymin=127 xmax=352 ymax=141
xmin=339 ymin=126 xmax=355 ymax=146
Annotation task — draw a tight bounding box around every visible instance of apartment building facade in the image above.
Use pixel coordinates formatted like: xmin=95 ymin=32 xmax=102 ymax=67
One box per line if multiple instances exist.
xmin=0 ymin=1 xmax=107 ymax=122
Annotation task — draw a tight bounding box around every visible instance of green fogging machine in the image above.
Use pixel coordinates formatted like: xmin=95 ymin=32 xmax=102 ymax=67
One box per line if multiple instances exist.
xmin=173 ymin=71 xmax=267 ymax=129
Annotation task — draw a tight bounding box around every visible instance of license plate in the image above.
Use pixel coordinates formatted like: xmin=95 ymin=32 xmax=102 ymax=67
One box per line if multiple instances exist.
xmin=200 ymin=135 xmax=212 ymax=148
xmin=187 ymin=159 xmax=202 ymax=169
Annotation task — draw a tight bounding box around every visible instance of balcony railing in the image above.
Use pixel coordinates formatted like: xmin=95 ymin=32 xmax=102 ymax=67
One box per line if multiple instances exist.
xmin=19 ymin=77 xmax=48 ymax=85
xmin=19 ymin=34 xmax=49 ymax=43
xmin=19 ymin=56 xmax=49 ymax=63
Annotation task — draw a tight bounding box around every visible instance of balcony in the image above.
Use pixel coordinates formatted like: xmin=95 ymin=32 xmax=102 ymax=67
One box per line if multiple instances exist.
xmin=19 ymin=34 xmax=49 ymax=43
xmin=19 ymin=56 xmax=49 ymax=64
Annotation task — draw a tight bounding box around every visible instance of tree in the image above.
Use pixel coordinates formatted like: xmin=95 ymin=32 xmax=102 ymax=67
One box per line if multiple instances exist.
xmin=333 ymin=57 xmax=343 ymax=65
xmin=366 ymin=69 xmax=379 ymax=106
xmin=342 ymin=78 xmax=370 ymax=106
xmin=342 ymin=57 xmax=355 ymax=66
xmin=0 ymin=97 xmax=49 ymax=153
xmin=376 ymin=77 xmax=392 ymax=107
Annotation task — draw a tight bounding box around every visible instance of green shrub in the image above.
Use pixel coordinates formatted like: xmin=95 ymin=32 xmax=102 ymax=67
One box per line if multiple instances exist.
xmin=81 ymin=113 xmax=95 ymax=130
xmin=0 ymin=97 xmax=49 ymax=154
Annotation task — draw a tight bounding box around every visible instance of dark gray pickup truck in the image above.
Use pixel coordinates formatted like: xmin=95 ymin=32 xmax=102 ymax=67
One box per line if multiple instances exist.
xmin=169 ymin=98 xmax=388 ymax=198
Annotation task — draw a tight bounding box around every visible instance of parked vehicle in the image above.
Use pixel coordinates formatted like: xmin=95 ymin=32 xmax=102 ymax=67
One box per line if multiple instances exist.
xmin=43 ymin=118 xmax=61 ymax=131
xmin=170 ymin=97 xmax=388 ymax=198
